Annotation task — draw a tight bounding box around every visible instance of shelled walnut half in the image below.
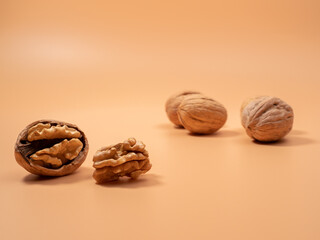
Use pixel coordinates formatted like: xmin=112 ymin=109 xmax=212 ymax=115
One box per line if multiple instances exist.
xmin=93 ymin=138 xmax=152 ymax=183
xmin=15 ymin=120 xmax=89 ymax=176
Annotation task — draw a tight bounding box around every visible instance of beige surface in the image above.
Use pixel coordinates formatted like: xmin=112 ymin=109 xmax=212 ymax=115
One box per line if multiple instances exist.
xmin=1 ymin=1 xmax=320 ymax=239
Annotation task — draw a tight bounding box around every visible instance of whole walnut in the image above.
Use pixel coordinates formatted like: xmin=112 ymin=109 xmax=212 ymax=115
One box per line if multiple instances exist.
xmin=165 ymin=91 xmax=202 ymax=127
xmin=177 ymin=95 xmax=227 ymax=134
xmin=241 ymin=96 xmax=294 ymax=142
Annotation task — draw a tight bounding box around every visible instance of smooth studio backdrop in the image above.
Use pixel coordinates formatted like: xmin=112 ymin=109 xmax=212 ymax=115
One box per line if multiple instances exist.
xmin=0 ymin=1 xmax=320 ymax=240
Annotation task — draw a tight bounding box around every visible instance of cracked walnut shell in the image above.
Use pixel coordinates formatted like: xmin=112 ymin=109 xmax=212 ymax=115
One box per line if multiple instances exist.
xmin=165 ymin=91 xmax=202 ymax=127
xmin=14 ymin=120 xmax=89 ymax=176
xmin=178 ymin=95 xmax=227 ymax=134
xmin=241 ymin=96 xmax=294 ymax=142
xmin=93 ymin=138 xmax=152 ymax=183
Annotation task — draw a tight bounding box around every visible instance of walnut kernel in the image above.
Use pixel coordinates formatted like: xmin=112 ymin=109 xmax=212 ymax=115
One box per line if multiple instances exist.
xmin=93 ymin=138 xmax=152 ymax=183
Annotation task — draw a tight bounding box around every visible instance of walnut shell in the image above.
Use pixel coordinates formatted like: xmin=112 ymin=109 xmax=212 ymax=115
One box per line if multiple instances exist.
xmin=14 ymin=119 xmax=89 ymax=176
xmin=92 ymin=138 xmax=152 ymax=183
xmin=165 ymin=91 xmax=202 ymax=127
xmin=178 ymin=95 xmax=227 ymax=134
xmin=241 ymin=96 xmax=294 ymax=142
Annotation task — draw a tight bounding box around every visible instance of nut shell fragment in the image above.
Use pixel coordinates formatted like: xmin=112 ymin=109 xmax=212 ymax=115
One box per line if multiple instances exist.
xmin=241 ymin=96 xmax=294 ymax=142
xmin=92 ymin=138 xmax=151 ymax=183
xmin=15 ymin=119 xmax=89 ymax=176
xmin=178 ymin=95 xmax=227 ymax=134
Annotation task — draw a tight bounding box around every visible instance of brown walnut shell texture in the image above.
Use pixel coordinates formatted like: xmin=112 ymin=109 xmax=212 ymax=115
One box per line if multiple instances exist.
xmin=165 ymin=91 xmax=202 ymax=127
xmin=93 ymin=138 xmax=152 ymax=183
xmin=14 ymin=119 xmax=89 ymax=176
xmin=178 ymin=95 xmax=227 ymax=134
xmin=241 ymin=96 xmax=294 ymax=142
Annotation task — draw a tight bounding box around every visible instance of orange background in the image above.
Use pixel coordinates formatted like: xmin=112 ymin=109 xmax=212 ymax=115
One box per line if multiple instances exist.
xmin=0 ymin=1 xmax=320 ymax=239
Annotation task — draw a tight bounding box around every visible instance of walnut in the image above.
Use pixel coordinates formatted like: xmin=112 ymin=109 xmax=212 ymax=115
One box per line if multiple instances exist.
xmin=177 ymin=95 xmax=227 ymax=134
xmin=165 ymin=91 xmax=202 ymax=127
xmin=30 ymin=139 xmax=83 ymax=168
xmin=27 ymin=123 xmax=81 ymax=141
xmin=14 ymin=120 xmax=89 ymax=176
xmin=92 ymin=138 xmax=152 ymax=183
xmin=241 ymin=96 xmax=294 ymax=142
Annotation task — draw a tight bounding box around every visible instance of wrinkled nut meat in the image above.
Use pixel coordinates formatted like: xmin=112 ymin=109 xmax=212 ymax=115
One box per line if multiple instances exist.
xmin=15 ymin=120 xmax=89 ymax=176
xmin=93 ymin=138 xmax=152 ymax=183
xmin=178 ymin=95 xmax=227 ymax=134
xmin=165 ymin=91 xmax=203 ymax=127
xmin=241 ymin=96 xmax=294 ymax=142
